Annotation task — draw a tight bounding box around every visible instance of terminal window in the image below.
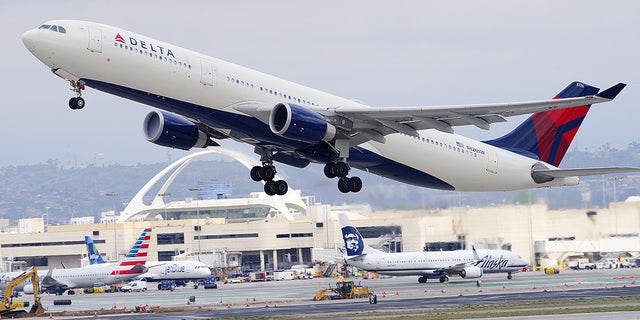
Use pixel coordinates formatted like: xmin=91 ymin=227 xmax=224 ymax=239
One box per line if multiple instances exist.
xmin=157 ymin=233 xmax=185 ymax=245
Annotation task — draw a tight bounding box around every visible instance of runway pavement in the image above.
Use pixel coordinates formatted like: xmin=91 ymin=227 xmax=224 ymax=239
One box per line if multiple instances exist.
xmin=17 ymin=267 xmax=640 ymax=318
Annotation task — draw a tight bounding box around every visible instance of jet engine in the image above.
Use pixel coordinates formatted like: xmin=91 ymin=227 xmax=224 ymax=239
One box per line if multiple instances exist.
xmin=143 ymin=111 xmax=211 ymax=150
xmin=23 ymin=284 xmax=36 ymax=294
xmin=269 ymin=103 xmax=336 ymax=143
xmin=459 ymin=266 xmax=483 ymax=279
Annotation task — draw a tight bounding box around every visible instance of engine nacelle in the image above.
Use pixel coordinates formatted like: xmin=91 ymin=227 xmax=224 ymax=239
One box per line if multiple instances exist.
xmin=23 ymin=284 xmax=35 ymax=294
xmin=143 ymin=111 xmax=210 ymax=150
xmin=269 ymin=103 xmax=336 ymax=143
xmin=459 ymin=266 xmax=483 ymax=279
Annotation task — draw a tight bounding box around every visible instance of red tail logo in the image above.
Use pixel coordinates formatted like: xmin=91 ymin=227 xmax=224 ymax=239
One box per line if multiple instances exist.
xmin=115 ymin=33 xmax=125 ymax=43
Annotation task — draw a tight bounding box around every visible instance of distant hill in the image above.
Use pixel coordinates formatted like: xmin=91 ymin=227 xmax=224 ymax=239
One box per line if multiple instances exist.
xmin=1 ymin=143 xmax=639 ymax=224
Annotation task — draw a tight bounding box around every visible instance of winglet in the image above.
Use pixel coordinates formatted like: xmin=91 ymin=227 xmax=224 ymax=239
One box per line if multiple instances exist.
xmin=596 ymin=83 xmax=626 ymax=100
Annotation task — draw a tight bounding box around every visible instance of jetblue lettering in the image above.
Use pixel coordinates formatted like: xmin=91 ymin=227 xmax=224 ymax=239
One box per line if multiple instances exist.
xmin=161 ymin=263 xmax=186 ymax=275
xmin=126 ymin=36 xmax=175 ymax=58
xmin=478 ymin=255 xmax=509 ymax=270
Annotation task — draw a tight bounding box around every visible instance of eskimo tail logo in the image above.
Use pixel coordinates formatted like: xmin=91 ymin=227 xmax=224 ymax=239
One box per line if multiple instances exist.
xmin=342 ymin=226 xmax=364 ymax=256
xmin=114 ymin=33 xmax=125 ymax=43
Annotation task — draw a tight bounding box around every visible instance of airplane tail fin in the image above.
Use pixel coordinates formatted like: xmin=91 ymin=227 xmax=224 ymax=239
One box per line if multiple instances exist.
xmin=85 ymin=236 xmax=105 ymax=265
xmin=118 ymin=228 xmax=152 ymax=268
xmin=338 ymin=213 xmax=380 ymax=258
xmin=484 ymin=81 xmax=601 ymax=166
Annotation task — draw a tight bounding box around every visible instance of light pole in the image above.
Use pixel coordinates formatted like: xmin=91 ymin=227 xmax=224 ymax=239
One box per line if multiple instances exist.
xmin=189 ymin=187 xmax=203 ymax=260
xmin=607 ymin=177 xmax=624 ymax=235
xmin=158 ymin=193 xmax=171 ymax=220
xmin=105 ymin=192 xmax=120 ymax=260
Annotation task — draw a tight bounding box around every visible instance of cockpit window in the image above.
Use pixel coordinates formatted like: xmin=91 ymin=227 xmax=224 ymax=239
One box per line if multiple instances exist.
xmin=38 ymin=24 xmax=66 ymax=34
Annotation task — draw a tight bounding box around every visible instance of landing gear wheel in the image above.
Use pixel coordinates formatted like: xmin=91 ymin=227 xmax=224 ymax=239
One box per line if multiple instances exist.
xmin=334 ymin=162 xmax=350 ymax=178
xmin=348 ymin=176 xmax=362 ymax=193
xmin=418 ymin=276 xmax=427 ymax=284
xmin=274 ymin=180 xmax=288 ymax=195
xmin=507 ymin=273 xmax=513 ymax=280
xmin=338 ymin=177 xmax=351 ymax=193
xmin=261 ymin=165 xmax=276 ymax=180
xmin=439 ymin=276 xmax=448 ymax=283
xmin=324 ymin=163 xmax=336 ymax=179
xmin=264 ymin=180 xmax=276 ymax=196
xmin=68 ymin=97 xmax=85 ymax=110
xmin=250 ymin=166 xmax=263 ymax=182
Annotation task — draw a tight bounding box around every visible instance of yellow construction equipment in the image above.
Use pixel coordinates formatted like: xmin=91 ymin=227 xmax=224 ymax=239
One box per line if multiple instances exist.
xmin=313 ymin=280 xmax=373 ymax=301
xmin=1 ymin=266 xmax=45 ymax=317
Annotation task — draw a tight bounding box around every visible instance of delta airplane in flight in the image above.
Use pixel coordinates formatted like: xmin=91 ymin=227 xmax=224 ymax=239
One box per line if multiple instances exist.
xmin=21 ymin=20 xmax=640 ymax=195
xmin=0 ymin=228 xmax=151 ymax=295
xmin=339 ymin=214 xmax=527 ymax=284
xmin=86 ymin=235 xmax=211 ymax=286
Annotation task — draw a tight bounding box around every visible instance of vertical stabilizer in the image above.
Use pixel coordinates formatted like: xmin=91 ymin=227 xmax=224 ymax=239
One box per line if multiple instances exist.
xmin=484 ymin=81 xmax=599 ymax=166
xmin=85 ymin=236 xmax=105 ymax=265
xmin=115 ymin=228 xmax=152 ymax=273
xmin=338 ymin=213 xmax=380 ymax=258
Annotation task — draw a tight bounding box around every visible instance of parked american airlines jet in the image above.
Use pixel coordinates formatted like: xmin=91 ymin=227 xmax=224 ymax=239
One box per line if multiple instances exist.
xmin=86 ymin=235 xmax=211 ymax=286
xmin=21 ymin=21 xmax=639 ymax=195
xmin=339 ymin=214 xmax=527 ymax=284
xmin=0 ymin=228 xmax=152 ymax=295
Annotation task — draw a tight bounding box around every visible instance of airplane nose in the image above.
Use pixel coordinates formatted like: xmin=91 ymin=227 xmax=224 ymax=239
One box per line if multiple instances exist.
xmin=21 ymin=29 xmax=39 ymax=52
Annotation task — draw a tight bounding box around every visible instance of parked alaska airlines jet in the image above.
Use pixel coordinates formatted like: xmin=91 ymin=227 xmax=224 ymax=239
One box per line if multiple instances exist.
xmin=21 ymin=21 xmax=640 ymax=195
xmin=86 ymin=235 xmax=211 ymax=286
xmin=0 ymin=228 xmax=152 ymax=295
xmin=339 ymin=214 xmax=527 ymax=284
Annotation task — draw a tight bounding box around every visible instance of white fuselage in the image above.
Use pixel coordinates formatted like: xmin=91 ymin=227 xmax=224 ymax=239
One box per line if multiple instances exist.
xmin=347 ymin=249 xmax=527 ymax=277
xmin=0 ymin=263 xmax=140 ymax=291
xmin=21 ymin=20 xmax=579 ymax=191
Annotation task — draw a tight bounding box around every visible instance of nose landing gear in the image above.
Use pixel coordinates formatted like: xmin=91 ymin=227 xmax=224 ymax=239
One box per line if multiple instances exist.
xmin=67 ymin=80 xmax=85 ymax=110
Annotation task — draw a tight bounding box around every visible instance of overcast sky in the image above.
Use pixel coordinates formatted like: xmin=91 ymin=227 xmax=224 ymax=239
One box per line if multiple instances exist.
xmin=2 ymin=1 xmax=639 ymax=168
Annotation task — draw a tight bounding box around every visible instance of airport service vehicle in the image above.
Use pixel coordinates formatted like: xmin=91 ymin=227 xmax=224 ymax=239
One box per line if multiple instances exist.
xmin=157 ymin=280 xmax=176 ymax=291
xmin=313 ymin=280 xmax=373 ymax=301
xmin=273 ymin=271 xmax=295 ymax=281
xmin=339 ymin=213 xmax=527 ymax=283
xmin=0 ymin=267 xmax=45 ymax=317
xmin=22 ymin=21 xmax=640 ymax=197
xmin=121 ymin=280 xmax=147 ymax=292
xmin=568 ymin=260 xmax=596 ymax=270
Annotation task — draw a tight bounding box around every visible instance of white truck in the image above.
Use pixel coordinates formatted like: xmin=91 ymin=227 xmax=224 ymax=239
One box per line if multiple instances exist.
xmin=121 ymin=280 xmax=147 ymax=292
xmin=273 ymin=271 xmax=294 ymax=280
xmin=568 ymin=259 xmax=596 ymax=270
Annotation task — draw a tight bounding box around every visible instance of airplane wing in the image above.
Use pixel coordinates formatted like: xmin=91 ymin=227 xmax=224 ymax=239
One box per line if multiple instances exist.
xmin=41 ymin=269 xmax=71 ymax=293
xmin=235 ymin=83 xmax=625 ymax=146
xmin=331 ymin=83 xmax=625 ymax=144
xmin=435 ymin=247 xmax=484 ymax=275
xmin=531 ymin=167 xmax=640 ymax=183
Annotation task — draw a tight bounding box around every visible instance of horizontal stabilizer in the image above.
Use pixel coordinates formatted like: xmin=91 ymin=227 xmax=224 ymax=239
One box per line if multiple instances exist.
xmin=532 ymin=166 xmax=640 ymax=183
xmin=596 ymin=83 xmax=626 ymax=100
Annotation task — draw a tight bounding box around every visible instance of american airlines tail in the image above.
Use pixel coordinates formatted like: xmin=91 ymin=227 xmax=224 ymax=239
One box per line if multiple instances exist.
xmin=85 ymin=235 xmax=105 ymax=265
xmin=113 ymin=228 xmax=152 ymax=274
xmin=485 ymin=81 xmax=624 ymax=166
xmin=339 ymin=214 xmax=382 ymax=259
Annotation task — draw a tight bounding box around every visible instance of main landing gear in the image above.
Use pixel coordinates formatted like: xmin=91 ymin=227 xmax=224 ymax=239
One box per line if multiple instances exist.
xmin=324 ymin=162 xmax=362 ymax=193
xmin=67 ymin=80 xmax=85 ymax=110
xmin=250 ymin=163 xmax=288 ymax=196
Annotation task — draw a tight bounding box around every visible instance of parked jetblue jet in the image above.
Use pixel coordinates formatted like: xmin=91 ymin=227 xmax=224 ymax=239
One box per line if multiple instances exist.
xmin=85 ymin=235 xmax=211 ymax=286
xmin=21 ymin=21 xmax=639 ymax=195
xmin=339 ymin=214 xmax=527 ymax=283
